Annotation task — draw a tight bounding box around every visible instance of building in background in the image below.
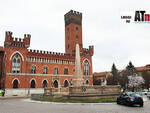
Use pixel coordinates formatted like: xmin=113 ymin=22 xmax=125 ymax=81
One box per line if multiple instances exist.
xmin=93 ymin=65 xmax=150 ymax=86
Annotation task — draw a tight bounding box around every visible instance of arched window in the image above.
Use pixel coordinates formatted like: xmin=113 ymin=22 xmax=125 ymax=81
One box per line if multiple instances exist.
xmin=83 ymin=60 xmax=90 ymax=76
xmin=30 ymin=80 xmax=36 ymax=88
xmin=42 ymin=80 xmax=47 ymax=88
xmin=13 ymin=79 xmax=19 ymax=88
xmin=64 ymin=68 xmax=68 ymax=75
xmin=64 ymin=80 xmax=69 ymax=87
xmin=53 ymin=80 xmax=58 ymax=88
xmin=54 ymin=67 xmax=58 ymax=75
xmin=85 ymin=80 xmax=89 ymax=86
xmin=12 ymin=54 xmax=21 ymax=73
xmin=43 ymin=66 xmax=47 ymax=74
xmin=31 ymin=66 xmax=36 ymax=74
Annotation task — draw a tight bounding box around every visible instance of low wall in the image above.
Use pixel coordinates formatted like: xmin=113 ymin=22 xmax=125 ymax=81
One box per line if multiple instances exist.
xmin=69 ymin=85 xmax=121 ymax=95
xmin=4 ymin=88 xmax=44 ymax=97
xmin=44 ymin=85 xmax=121 ymax=98
xmin=45 ymin=88 xmax=69 ymax=95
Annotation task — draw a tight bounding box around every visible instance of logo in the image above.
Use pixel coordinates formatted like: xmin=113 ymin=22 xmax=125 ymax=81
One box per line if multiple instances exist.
xmin=135 ymin=11 xmax=150 ymax=22
xmin=120 ymin=10 xmax=150 ymax=23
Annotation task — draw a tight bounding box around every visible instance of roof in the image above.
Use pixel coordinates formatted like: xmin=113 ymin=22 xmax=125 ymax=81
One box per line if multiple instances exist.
xmin=136 ymin=65 xmax=150 ymax=71
xmin=93 ymin=72 xmax=110 ymax=77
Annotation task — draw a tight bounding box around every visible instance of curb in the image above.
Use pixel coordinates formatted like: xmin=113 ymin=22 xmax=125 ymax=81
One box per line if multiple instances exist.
xmin=0 ymin=96 xmax=29 ymax=100
xmin=23 ymin=98 xmax=116 ymax=105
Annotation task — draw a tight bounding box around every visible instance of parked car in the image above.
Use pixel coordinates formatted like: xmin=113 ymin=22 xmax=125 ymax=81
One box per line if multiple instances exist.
xmin=136 ymin=90 xmax=147 ymax=96
xmin=117 ymin=92 xmax=144 ymax=107
xmin=141 ymin=90 xmax=147 ymax=95
xmin=147 ymin=91 xmax=150 ymax=99
xmin=0 ymin=89 xmax=4 ymax=96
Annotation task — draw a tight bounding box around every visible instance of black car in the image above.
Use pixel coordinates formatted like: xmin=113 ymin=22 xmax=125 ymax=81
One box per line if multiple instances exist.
xmin=117 ymin=92 xmax=144 ymax=107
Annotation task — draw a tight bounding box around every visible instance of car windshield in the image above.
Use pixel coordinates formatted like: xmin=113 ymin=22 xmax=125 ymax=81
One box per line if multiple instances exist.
xmin=128 ymin=93 xmax=140 ymax=98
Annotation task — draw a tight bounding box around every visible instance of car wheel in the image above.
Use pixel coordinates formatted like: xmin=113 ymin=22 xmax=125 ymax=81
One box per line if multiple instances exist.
xmin=140 ymin=104 xmax=143 ymax=107
xmin=117 ymin=99 xmax=120 ymax=104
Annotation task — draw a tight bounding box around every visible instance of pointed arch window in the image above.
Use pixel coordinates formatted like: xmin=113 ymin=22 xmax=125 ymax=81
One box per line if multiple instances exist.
xmin=12 ymin=54 xmax=21 ymax=73
xmin=83 ymin=60 xmax=90 ymax=76
xmin=13 ymin=79 xmax=19 ymax=88
xmin=42 ymin=80 xmax=47 ymax=88
xmin=53 ymin=80 xmax=58 ymax=88
xmin=64 ymin=80 xmax=69 ymax=87
xmin=30 ymin=80 xmax=36 ymax=88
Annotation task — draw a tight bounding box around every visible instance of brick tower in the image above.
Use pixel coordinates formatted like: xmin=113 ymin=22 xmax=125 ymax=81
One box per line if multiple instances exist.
xmin=64 ymin=10 xmax=83 ymax=55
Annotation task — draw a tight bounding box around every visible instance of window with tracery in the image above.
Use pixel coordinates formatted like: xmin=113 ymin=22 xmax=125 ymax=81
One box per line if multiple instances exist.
xmin=12 ymin=54 xmax=21 ymax=73
xmin=83 ymin=60 xmax=90 ymax=76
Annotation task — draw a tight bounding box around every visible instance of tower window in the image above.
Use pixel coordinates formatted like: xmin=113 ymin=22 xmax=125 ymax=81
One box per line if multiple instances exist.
xmin=68 ymin=44 xmax=69 ymax=49
xmin=76 ymin=27 xmax=79 ymax=31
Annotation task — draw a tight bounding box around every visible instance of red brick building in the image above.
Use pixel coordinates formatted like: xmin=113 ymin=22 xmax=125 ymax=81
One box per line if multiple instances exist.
xmin=0 ymin=10 xmax=94 ymax=96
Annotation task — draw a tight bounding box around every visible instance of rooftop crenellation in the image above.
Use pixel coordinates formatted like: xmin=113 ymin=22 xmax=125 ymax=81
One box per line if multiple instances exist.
xmin=28 ymin=49 xmax=74 ymax=58
xmin=64 ymin=10 xmax=82 ymax=18
xmin=81 ymin=46 xmax=94 ymax=56
xmin=4 ymin=31 xmax=31 ymax=48
xmin=64 ymin=10 xmax=82 ymax=26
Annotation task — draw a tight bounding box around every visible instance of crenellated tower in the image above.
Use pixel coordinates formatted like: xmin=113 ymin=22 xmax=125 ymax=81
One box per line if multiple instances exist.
xmin=4 ymin=31 xmax=31 ymax=48
xmin=64 ymin=10 xmax=83 ymax=55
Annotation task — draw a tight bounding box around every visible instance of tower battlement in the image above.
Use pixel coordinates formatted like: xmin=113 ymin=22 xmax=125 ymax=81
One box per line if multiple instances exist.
xmin=4 ymin=31 xmax=30 ymax=48
xmin=81 ymin=46 xmax=94 ymax=56
xmin=65 ymin=10 xmax=82 ymax=18
xmin=64 ymin=10 xmax=82 ymax=26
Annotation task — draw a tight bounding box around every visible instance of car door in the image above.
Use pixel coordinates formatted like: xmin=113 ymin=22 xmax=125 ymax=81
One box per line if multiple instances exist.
xmin=121 ymin=93 xmax=128 ymax=104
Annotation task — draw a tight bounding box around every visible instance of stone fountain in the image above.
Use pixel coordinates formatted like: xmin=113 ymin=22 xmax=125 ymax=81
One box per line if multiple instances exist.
xmin=44 ymin=44 xmax=121 ymax=99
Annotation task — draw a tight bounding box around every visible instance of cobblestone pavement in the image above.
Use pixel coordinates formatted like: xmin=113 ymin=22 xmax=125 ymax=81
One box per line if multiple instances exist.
xmin=0 ymin=98 xmax=150 ymax=113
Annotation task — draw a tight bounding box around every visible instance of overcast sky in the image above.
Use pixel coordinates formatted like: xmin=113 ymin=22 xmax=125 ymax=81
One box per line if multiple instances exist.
xmin=0 ymin=0 xmax=150 ymax=72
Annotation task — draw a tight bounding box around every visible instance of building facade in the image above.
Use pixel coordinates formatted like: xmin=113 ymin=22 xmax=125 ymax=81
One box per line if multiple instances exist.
xmin=0 ymin=10 xmax=94 ymax=96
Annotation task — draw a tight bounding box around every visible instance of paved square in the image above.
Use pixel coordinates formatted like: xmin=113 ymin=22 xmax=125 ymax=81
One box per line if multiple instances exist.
xmin=0 ymin=98 xmax=150 ymax=113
